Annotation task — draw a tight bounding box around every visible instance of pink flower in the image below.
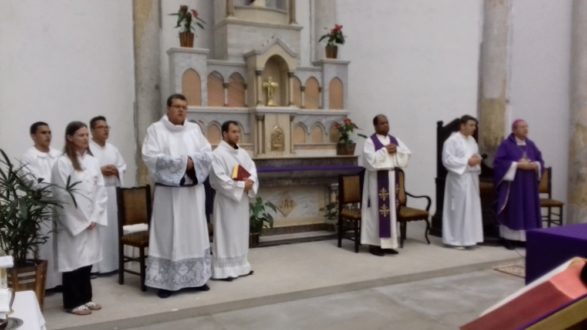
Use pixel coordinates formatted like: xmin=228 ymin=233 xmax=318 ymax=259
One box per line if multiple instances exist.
xmin=191 ymin=9 xmax=199 ymax=18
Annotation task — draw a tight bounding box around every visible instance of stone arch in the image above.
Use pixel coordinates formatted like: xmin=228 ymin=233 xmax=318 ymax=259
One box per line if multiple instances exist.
xmin=304 ymin=77 xmax=320 ymax=109
xmin=227 ymin=72 xmax=246 ymax=107
xmin=182 ymin=69 xmax=201 ymax=106
xmin=291 ymin=75 xmax=302 ymax=107
xmin=207 ymin=71 xmax=224 ymax=107
xmin=329 ymin=77 xmax=344 ymax=110
xmin=262 ymin=55 xmax=289 ymax=106
xmin=188 ymin=119 xmax=205 ymax=133
xmin=329 ymin=122 xmax=340 ymax=143
xmin=310 ymin=123 xmax=326 ymax=143
xmin=206 ymin=121 xmax=222 ymax=145
xmin=292 ymin=122 xmax=308 ymax=145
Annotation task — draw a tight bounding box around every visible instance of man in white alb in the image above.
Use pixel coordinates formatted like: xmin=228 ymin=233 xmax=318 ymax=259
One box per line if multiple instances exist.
xmin=142 ymin=93 xmax=213 ymax=298
xmin=21 ymin=121 xmax=62 ymax=290
xmin=441 ymin=115 xmax=484 ymax=249
xmin=89 ymin=116 xmax=127 ymax=274
xmin=210 ymin=120 xmax=257 ymax=281
xmin=361 ymin=115 xmax=411 ymax=256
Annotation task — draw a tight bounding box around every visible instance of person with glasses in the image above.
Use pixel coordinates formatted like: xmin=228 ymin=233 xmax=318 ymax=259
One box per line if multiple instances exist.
xmin=89 ymin=116 xmax=127 ymax=274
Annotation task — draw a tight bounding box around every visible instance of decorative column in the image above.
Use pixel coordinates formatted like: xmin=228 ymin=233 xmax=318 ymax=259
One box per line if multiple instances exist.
xmin=568 ymin=0 xmax=587 ymax=224
xmin=289 ymin=114 xmax=296 ymax=154
xmin=477 ymin=0 xmax=512 ymax=164
xmin=226 ymin=0 xmax=235 ymax=17
xmin=256 ymin=70 xmax=263 ymax=105
xmin=223 ymin=81 xmax=229 ymax=106
xmin=289 ymin=0 xmax=297 ymax=24
xmin=288 ymin=72 xmax=295 ymax=105
xmin=300 ymin=85 xmax=306 ymax=109
xmin=133 ymin=0 xmax=161 ymax=185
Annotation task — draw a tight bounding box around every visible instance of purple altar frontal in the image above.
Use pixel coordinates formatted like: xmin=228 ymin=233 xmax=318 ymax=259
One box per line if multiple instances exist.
xmin=526 ymin=223 xmax=587 ymax=283
xmin=254 ymin=155 xmax=362 ymax=187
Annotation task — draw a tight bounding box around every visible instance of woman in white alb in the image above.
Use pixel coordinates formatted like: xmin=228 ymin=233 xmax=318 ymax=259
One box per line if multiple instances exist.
xmin=52 ymin=121 xmax=107 ymax=315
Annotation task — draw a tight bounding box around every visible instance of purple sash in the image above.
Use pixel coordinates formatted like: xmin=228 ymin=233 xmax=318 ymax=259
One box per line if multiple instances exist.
xmin=370 ymin=134 xmax=399 ymax=239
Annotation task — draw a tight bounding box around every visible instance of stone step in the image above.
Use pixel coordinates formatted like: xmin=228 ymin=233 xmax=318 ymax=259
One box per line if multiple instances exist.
xmin=259 ymin=230 xmax=336 ymax=247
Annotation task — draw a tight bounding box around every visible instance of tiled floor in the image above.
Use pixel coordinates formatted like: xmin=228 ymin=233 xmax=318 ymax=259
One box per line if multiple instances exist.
xmin=129 ymin=270 xmax=523 ymax=330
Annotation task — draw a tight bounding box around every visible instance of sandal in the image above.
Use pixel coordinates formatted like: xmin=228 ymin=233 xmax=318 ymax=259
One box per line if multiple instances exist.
xmin=85 ymin=301 xmax=102 ymax=311
xmin=68 ymin=304 xmax=92 ymax=316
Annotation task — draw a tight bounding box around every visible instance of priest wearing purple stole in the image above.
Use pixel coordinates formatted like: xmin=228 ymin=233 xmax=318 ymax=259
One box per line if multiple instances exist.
xmin=361 ymin=115 xmax=411 ymax=256
xmin=493 ymin=119 xmax=544 ymax=249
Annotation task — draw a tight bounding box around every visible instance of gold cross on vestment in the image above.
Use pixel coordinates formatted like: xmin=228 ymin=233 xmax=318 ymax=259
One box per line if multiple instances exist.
xmin=378 ymin=187 xmax=389 ymax=200
xmin=379 ymin=204 xmax=390 ymax=217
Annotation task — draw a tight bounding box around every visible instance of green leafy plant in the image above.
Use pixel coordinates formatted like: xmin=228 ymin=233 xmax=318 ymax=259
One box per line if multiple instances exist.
xmin=319 ymin=24 xmax=345 ymax=46
xmin=249 ymin=196 xmax=276 ymax=234
xmin=319 ymin=202 xmax=338 ymax=222
xmin=334 ymin=117 xmax=359 ymax=144
xmin=170 ymin=5 xmax=206 ymax=34
xmin=0 ymin=149 xmax=79 ymax=265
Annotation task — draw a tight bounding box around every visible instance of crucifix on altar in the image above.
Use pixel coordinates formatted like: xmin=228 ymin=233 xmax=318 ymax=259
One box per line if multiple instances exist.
xmin=262 ymin=76 xmax=279 ymax=106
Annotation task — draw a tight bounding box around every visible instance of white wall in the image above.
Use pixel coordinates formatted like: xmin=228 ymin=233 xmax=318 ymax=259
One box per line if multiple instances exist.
xmin=0 ymin=0 xmax=136 ymax=184
xmin=338 ymin=0 xmax=483 ymax=211
xmin=509 ymin=0 xmax=572 ymax=208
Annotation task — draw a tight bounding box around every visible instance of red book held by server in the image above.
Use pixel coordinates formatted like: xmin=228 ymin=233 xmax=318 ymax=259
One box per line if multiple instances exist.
xmin=231 ymin=164 xmax=250 ymax=181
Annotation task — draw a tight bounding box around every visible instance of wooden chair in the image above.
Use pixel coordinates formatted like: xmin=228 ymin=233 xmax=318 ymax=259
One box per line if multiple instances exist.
xmin=337 ymin=171 xmax=364 ymax=253
xmin=395 ymin=168 xmax=432 ymax=248
xmin=117 ymin=185 xmax=151 ymax=291
xmin=539 ymin=167 xmax=564 ymax=227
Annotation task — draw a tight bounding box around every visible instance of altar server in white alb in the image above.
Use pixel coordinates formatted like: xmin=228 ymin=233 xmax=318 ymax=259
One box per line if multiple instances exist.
xmin=89 ymin=116 xmax=127 ymax=274
xmin=441 ymin=115 xmax=484 ymax=249
xmin=361 ymin=114 xmax=411 ymax=256
xmin=210 ymin=120 xmax=258 ymax=281
xmin=142 ymin=93 xmax=213 ymax=298
xmin=20 ymin=121 xmax=62 ymax=290
xmin=52 ymin=121 xmax=107 ymax=315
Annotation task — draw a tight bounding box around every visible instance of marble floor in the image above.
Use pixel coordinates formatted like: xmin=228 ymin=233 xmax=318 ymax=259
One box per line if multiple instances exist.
xmin=44 ymin=233 xmax=525 ymax=330
xmin=128 ymin=269 xmax=523 ymax=330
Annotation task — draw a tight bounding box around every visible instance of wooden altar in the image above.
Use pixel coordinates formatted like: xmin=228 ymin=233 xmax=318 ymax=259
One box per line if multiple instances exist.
xmin=430 ymin=119 xmax=500 ymax=242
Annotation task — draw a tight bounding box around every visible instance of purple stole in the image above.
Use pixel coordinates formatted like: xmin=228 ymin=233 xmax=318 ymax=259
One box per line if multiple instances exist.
xmin=370 ymin=134 xmax=399 ymax=239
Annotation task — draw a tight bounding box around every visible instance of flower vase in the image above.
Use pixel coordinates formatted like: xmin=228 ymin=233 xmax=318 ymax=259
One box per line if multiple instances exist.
xmin=325 ymin=45 xmax=338 ymax=59
xmin=179 ymin=32 xmax=195 ymax=48
xmin=336 ymin=143 xmax=356 ymax=155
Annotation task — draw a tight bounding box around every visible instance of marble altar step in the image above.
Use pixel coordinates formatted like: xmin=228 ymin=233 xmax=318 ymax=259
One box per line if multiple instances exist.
xmin=259 ymin=230 xmax=336 ymax=247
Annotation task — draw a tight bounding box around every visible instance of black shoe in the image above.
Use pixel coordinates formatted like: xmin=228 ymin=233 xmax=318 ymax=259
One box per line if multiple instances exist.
xmin=242 ymin=270 xmax=254 ymax=277
xmin=194 ymin=284 xmax=210 ymax=291
xmin=219 ymin=277 xmax=235 ymax=282
xmin=157 ymin=289 xmax=173 ymax=298
xmin=45 ymin=285 xmax=63 ymax=295
xmin=503 ymin=239 xmax=515 ymax=250
xmin=369 ymin=246 xmax=385 ymax=257
xmin=383 ymin=249 xmax=399 ymax=255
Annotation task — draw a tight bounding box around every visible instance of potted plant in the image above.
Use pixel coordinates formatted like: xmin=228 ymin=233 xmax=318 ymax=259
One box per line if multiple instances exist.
xmin=249 ymin=196 xmax=276 ymax=247
xmin=0 ymin=149 xmax=78 ymax=308
xmin=319 ymin=24 xmax=345 ymax=59
xmin=170 ymin=5 xmax=206 ymax=48
xmin=334 ymin=117 xmax=359 ymax=155
xmin=319 ymin=202 xmax=338 ymax=231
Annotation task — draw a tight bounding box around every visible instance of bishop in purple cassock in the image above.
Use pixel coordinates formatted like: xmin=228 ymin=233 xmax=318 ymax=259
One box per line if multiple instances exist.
xmin=493 ymin=119 xmax=544 ymax=249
